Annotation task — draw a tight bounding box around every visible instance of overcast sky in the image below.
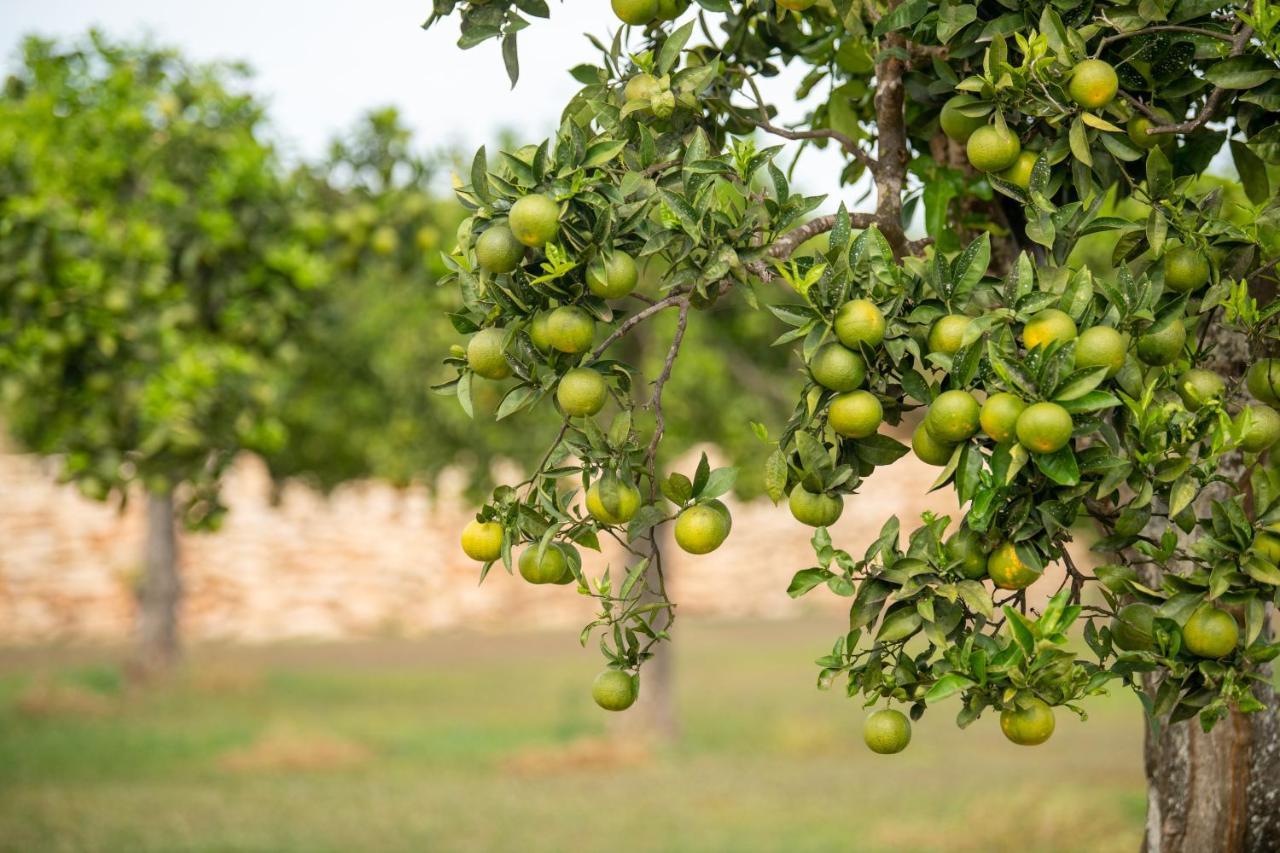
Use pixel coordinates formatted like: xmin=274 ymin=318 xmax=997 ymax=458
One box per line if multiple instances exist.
xmin=2 ymin=0 xmax=863 ymax=202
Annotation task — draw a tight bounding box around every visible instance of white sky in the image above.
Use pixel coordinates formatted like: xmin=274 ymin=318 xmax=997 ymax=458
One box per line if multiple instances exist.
xmin=1 ymin=0 xmax=863 ymax=201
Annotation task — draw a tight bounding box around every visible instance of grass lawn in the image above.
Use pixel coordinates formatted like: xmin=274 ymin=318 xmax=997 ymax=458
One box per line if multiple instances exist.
xmin=0 ymin=619 xmax=1147 ymax=852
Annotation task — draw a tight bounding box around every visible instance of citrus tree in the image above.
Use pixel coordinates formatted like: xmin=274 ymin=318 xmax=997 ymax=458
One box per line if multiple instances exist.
xmin=0 ymin=34 xmax=326 ymax=674
xmin=430 ymin=0 xmax=1280 ymax=844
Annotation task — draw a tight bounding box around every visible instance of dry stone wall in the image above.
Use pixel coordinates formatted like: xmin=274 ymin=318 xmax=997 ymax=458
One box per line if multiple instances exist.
xmin=0 ymin=435 xmax=1081 ymax=644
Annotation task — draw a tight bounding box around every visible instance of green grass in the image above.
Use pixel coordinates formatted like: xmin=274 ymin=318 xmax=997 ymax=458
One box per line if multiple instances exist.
xmin=0 ymin=620 xmax=1148 ymax=852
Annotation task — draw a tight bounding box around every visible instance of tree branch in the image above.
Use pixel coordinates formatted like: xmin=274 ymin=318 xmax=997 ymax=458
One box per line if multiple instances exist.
xmin=748 ymin=118 xmax=877 ymax=171
xmin=644 ymin=298 xmax=692 ymax=499
xmin=872 ymin=29 xmax=911 ymax=258
xmin=589 ymin=291 xmax=688 ymax=360
xmin=1095 ymin=23 xmax=1234 ymax=56
xmin=1137 ymin=24 xmax=1255 ymax=136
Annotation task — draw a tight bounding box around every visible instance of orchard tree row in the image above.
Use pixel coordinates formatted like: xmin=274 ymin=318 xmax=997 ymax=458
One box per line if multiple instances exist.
xmin=0 ymin=32 xmax=802 ymax=676
xmin=429 ymin=1 xmax=1280 ymax=848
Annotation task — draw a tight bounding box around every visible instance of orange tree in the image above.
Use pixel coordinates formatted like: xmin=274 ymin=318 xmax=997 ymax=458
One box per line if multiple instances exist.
xmin=0 ymin=34 xmax=325 ymax=674
xmin=428 ymin=1 xmax=1280 ymax=846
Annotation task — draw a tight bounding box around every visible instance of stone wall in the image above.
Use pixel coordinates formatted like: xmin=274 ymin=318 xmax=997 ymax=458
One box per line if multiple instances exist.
xmin=0 ymin=436 xmax=1080 ymax=645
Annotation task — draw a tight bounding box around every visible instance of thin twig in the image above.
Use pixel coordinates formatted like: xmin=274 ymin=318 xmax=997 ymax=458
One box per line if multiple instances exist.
xmin=1142 ymin=24 xmax=1255 ymax=136
xmin=1095 ymin=23 xmax=1234 ymax=56
xmin=589 ymin=291 xmax=687 ymax=360
xmin=748 ymin=117 xmax=877 ymax=171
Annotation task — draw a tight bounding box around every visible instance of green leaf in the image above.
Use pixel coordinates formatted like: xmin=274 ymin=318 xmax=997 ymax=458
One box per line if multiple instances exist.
xmin=1205 ymin=56 xmax=1278 ymax=89
xmin=1231 ymin=139 xmax=1270 ymax=204
xmin=764 ymin=450 xmax=788 ymax=505
xmin=701 ymin=467 xmax=738 ymax=499
xmin=470 ymin=146 xmax=491 ymax=204
xmin=788 ymin=567 xmax=834 ymax=598
xmin=872 ymin=0 xmax=928 ymax=37
xmin=1033 ymin=446 xmax=1079 ymax=486
xmin=656 ymin=21 xmax=695 ymax=76
xmin=925 ymin=673 xmax=975 ymax=703
xmin=1069 ymin=118 xmax=1092 ymax=166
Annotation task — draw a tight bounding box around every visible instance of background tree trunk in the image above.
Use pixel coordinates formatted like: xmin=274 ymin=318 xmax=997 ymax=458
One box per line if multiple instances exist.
xmin=133 ymin=489 xmax=182 ymax=677
xmin=1140 ymin=311 xmax=1280 ymax=852
xmin=608 ymin=522 xmax=679 ymax=743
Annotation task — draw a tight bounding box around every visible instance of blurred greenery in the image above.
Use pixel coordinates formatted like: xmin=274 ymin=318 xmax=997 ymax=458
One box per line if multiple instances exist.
xmin=0 ymin=32 xmax=327 ymax=527
xmin=0 ymin=31 xmax=804 ymax=510
xmin=0 ymin=619 xmax=1147 ymax=852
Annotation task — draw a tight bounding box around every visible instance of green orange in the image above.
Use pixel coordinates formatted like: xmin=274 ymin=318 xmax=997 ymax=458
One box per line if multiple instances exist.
xmin=828 ymin=390 xmax=883 ymax=438
xmin=1247 ymin=359 xmax=1280 ymax=405
xmin=1136 ymin=316 xmax=1187 ymax=366
xmin=966 ymin=124 xmax=1021 ymax=172
xmin=611 ymin=0 xmax=658 ymax=25
xmin=925 ymin=390 xmax=981 ymax=443
xmin=557 ymin=367 xmax=608 ymax=417
xmin=863 ymin=709 xmax=912 ymax=754
xmin=675 ymin=502 xmax=731 ymax=554
xmin=810 ymin=342 xmax=866 ymax=392
xmin=546 ymin=306 xmax=595 ymax=354
xmin=1075 ymin=326 xmax=1127 ymax=377
xmin=461 ymin=520 xmax=504 ymax=562
xmin=788 ymin=485 xmax=844 ymax=528
xmin=1175 ymin=369 xmax=1225 ymax=411
xmin=834 ymin=299 xmax=886 ymax=349
xmin=928 ymin=314 xmax=973 ymax=355
xmin=912 ymin=422 xmax=956 ymax=466
xmin=586 ymin=250 xmax=639 ymax=299
xmin=1182 ymin=606 xmax=1239 ymax=659
xmin=1022 ymin=309 xmax=1078 ymax=351
xmin=592 ymin=669 xmax=638 ymax=711
xmin=1068 ymin=59 xmax=1119 ymax=109
xmin=623 ymin=73 xmax=661 ymax=103
xmin=1237 ymin=405 xmax=1280 ymax=453
xmin=1127 ymin=107 xmax=1174 ymax=148
xmin=508 ymin=194 xmax=561 ymax=247
xmin=979 ymin=392 xmax=1027 ymax=444
xmin=475 ymin=224 xmax=525 ymax=274
xmin=940 ymin=94 xmax=987 ymax=142
xmin=999 ymin=151 xmax=1038 ymax=190
xmin=1112 ymin=602 xmax=1157 ymax=652
xmin=1163 ymin=246 xmax=1211 ymax=293
xmin=987 ymin=541 xmax=1041 ymax=590
xmin=1000 ymin=698 xmax=1056 ymax=746
xmin=518 ymin=543 xmax=572 ymax=585
xmin=467 ymin=327 xmax=512 ymax=380
xmin=585 ymin=475 xmax=642 ymax=525
xmin=946 ymin=527 xmax=989 ymax=580
xmin=1015 ymin=402 xmax=1073 ymax=454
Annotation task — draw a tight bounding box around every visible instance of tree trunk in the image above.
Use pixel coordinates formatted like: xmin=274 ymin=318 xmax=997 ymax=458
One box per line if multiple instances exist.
xmin=1141 ymin=677 xmax=1280 ymax=853
xmin=609 ymin=527 xmax=679 ymax=742
xmin=133 ymin=489 xmax=182 ymax=677
xmin=1140 ymin=306 xmax=1280 ymax=852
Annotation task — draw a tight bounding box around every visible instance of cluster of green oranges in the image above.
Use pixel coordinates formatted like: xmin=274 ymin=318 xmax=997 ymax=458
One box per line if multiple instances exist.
xmin=465 ymin=192 xmax=643 ymax=422
xmin=940 ymin=58 xmax=1135 ymax=188
xmin=795 ymin=298 xmax=890 ymax=526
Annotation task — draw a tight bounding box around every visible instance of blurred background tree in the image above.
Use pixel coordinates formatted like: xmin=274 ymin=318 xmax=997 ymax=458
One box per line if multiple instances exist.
xmin=0 ymin=33 xmax=327 ymax=675
xmin=0 ymin=31 xmax=805 ymax=712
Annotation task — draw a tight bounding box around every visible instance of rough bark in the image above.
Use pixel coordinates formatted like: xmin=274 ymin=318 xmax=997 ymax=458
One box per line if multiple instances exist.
xmin=872 ymin=32 xmax=909 ymax=258
xmin=133 ymin=489 xmax=182 ymax=678
xmin=1140 ymin=313 xmax=1280 ymax=853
